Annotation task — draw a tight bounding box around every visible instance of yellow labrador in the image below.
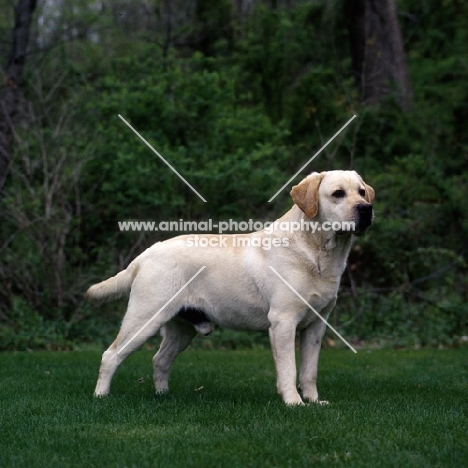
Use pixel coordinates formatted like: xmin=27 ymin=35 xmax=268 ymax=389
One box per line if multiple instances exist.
xmin=88 ymin=170 xmax=374 ymax=405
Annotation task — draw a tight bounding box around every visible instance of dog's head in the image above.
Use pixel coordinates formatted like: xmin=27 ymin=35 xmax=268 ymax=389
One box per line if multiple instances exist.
xmin=290 ymin=171 xmax=375 ymax=236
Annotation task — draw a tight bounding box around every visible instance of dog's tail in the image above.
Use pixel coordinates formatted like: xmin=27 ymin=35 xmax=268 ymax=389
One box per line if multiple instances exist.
xmin=86 ymin=263 xmax=138 ymax=302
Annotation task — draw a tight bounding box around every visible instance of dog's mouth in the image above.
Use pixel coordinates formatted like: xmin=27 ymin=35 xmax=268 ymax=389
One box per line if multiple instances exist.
xmin=334 ymin=224 xmax=370 ymax=236
xmin=334 ymin=228 xmax=366 ymax=236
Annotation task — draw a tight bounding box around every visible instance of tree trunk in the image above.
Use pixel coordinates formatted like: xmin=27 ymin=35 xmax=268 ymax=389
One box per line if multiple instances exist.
xmin=345 ymin=0 xmax=412 ymax=109
xmin=0 ymin=0 xmax=37 ymax=194
xmin=160 ymin=0 xmax=174 ymax=58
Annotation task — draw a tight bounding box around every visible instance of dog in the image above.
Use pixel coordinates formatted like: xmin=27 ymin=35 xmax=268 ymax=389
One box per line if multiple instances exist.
xmin=87 ymin=170 xmax=374 ymax=405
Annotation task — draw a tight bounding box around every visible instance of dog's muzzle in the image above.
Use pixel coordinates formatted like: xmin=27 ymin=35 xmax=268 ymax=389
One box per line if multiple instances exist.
xmin=335 ymin=203 xmax=373 ymax=236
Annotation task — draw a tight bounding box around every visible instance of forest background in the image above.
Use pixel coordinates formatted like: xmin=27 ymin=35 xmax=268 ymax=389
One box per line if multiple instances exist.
xmin=0 ymin=0 xmax=467 ymax=351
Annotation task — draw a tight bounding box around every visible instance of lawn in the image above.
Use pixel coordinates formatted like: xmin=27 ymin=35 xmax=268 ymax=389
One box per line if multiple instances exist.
xmin=0 ymin=348 xmax=467 ymax=467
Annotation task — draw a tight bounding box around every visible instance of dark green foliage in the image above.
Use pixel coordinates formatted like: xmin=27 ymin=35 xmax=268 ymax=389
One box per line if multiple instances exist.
xmin=85 ymin=50 xmax=291 ymax=223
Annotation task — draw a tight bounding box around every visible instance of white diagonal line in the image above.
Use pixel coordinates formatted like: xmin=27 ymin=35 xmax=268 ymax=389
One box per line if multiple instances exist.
xmin=118 ymin=114 xmax=207 ymax=203
xmin=117 ymin=266 xmax=206 ymax=355
xmin=269 ymin=266 xmax=357 ymax=353
xmin=268 ymin=114 xmax=357 ymax=202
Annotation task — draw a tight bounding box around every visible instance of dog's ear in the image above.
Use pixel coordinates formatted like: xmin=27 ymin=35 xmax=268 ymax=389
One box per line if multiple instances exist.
xmin=363 ymin=183 xmax=375 ymax=204
xmin=290 ymin=172 xmax=325 ymax=218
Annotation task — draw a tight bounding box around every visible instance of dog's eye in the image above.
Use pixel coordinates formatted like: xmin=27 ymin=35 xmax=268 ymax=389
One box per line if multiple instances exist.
xmin=359 ymin=189 xmax=366 ymax=197
xmin=332 ymin=190 xmax=345 ymax=198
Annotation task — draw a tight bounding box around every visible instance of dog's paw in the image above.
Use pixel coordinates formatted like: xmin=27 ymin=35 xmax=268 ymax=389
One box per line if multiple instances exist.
xmin=286 ymin=400 xmax=305 ymax=406
xmin=283 ymin=393 xmax=305 ymax=406
xmin=316 ymin=399 xmax=329 ymax=406
xmin=303 ymin=396 xmax=329 ymax=406
xmin=308 ymin=399 xmax=329 ymax=406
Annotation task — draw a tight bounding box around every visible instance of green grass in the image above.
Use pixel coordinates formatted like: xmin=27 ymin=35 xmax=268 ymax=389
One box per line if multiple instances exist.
xmin=0 ymin=349 xmax=467 ymax=468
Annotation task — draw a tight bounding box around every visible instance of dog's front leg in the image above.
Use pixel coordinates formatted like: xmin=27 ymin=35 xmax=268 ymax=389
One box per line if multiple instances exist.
xmin=268 ymin=316 xmax=303 ymax=405
xmin=299 ymin=300 xmax=335 ymax=403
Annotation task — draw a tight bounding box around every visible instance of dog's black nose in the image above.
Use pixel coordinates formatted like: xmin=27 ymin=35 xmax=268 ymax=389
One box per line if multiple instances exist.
xmin=357 ymin=203 xmax=373 ymax=216
xmin=356 ymin=203 xmax=373 ymax=231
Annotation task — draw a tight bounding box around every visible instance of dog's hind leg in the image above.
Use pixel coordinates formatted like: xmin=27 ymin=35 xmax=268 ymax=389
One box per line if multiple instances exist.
xmin=153 ymin=318 xmax=197 ymax=394
xmin=94 ymin=340 xmax=125 ymax=396
xmin=94 ymin=299 xmax=180 ymax=396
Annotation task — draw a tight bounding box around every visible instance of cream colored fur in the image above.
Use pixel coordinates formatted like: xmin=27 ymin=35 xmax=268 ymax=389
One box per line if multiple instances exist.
xmin=88 ymin=170 xmax=374 ymax=405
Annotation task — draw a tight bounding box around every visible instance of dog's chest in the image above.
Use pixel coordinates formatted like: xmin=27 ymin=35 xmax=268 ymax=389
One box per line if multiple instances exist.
xmin=307 ymin=248 xmax=347 ymax=281
xmin=296 ymin=281 xmax=339 ymax=330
